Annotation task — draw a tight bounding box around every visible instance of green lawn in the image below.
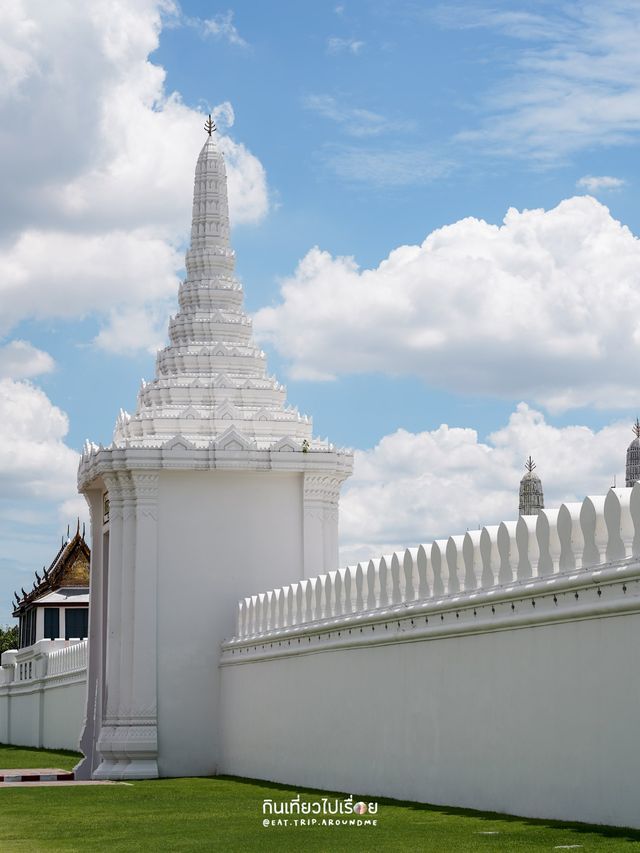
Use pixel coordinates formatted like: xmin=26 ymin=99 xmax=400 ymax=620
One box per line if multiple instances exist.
xmin=1 ymin=745 xmax=639 ymax=852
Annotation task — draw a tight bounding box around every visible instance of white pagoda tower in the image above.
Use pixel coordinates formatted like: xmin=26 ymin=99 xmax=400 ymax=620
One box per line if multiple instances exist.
xmin=76 ymin=120 xmax=353 ymax=780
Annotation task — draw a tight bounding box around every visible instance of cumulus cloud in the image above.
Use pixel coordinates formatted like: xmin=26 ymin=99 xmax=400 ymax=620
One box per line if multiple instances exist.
xmin=0 ymin=229 xmax=182 ymax=337
xmin=339 ymin=403 xmax=628 ymax=563
xmin=255 ymin=195 xmax=640 ymax=412
xmin=0 ymin=379 xmax=79 ymax=502
xmin=0 ymin=377 xmax=86 ymax=620
xmin=577 ymin=175 xmax=626 ymax=192
xmin=0 ymin=341 xmax=54 ymax=379
xmin=0 ymin=0 xmax=269 ymax=354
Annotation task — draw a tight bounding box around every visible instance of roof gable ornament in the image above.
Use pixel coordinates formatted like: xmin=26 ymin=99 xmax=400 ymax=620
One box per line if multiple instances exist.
xmin=214 ymin=426 xmax=256 ymax=452
xmin=163 ymin=435 xmax=196 ymax=451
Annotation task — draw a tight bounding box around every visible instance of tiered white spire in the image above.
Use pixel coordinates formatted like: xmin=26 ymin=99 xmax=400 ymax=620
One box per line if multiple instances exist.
xmin=113 ymin=129 xmax=314 ymax=450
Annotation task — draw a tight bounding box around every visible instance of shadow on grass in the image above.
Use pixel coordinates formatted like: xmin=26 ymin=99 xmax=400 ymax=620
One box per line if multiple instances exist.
xmin=214 ymin=774 xmax=640 ymax=845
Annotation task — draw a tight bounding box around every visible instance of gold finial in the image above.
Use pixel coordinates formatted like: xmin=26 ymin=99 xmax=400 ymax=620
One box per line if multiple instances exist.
xmin=633 ymin=418 xmax=640 ymax=439
xmin=204 ymin=114 xmax=216 ymax=136
xmin=525 ymin=456 xmax=536 ymax=473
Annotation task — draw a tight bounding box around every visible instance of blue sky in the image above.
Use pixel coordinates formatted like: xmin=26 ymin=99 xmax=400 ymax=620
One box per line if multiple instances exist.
xmin=2 ymin=0 xmax=640 ymax=622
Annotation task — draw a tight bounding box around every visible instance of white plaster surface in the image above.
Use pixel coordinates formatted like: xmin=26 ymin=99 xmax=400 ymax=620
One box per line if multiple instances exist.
xmin=220 ymin=609 xmax=640 ymax=829
xmin=156 ymin=470 xmax=305 ymax=776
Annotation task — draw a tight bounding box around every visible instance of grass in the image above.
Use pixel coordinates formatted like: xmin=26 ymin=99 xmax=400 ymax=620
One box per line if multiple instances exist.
xmin=0 ymin=743 xmax=79 ymax=771
xmin=0 ymin=746 xmax=639 ymax=852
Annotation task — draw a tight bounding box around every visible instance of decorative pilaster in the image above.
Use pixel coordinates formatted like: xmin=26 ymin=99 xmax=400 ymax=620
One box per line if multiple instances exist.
xmin=303 ymin=474 xmax=344 ymax=577
xmin=94 ymin=471 xmax=160 ymax=780
xmin=74 ymin=488 xmax=104 ymax=780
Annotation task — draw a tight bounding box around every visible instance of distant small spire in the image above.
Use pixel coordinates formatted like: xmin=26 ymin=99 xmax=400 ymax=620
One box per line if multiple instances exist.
xmin=204 ymin=114 xmax=216 ymax=136
xmin=626 ymin=418 xmax=640 ymax=486
xmin=519 ymin=456 xmax=544 ymax=516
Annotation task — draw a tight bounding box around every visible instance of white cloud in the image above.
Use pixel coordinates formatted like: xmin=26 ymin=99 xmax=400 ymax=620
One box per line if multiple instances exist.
xmin=304 ymin=95 xmax=387 ymax=137
xmin=201 ymin=10 xmax=248 ymax=48
xmin=322 ymin=144 xmax=452 ymax=186
xmin=0 ymin=0 xmax=268 ymax=354
xmin=0 ymin=379 xmax=79 ymax=502
xmin=443 ymin=2 xmax=640 ymax=161
xmin=0 ymin=376 xmax=87 ymax=620
xmin=255 ymin=195 xmax=640 ymax=412
xmin=94 ymin=303 xmax=174 ymax=355
xmin=0 ymin=341 xmax=54 ymax=379
xmin=577 ymin=175 xmax=626 ymax=192
xmin=339 ymin=403 xmax=628 ymax=563
xmin=327 ymin=36 xmax=364 ymax=55
xmin=0 ymin=228 xmax=182 ymax=338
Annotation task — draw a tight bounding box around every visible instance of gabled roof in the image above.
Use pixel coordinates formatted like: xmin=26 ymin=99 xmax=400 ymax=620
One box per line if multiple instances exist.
xmin=13 ymin=524 xmax=90 ymax=617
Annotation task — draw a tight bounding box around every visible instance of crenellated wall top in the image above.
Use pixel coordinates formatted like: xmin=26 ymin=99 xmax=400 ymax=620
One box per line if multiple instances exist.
xmin=225 ymin=484 xmax=640 ymax=650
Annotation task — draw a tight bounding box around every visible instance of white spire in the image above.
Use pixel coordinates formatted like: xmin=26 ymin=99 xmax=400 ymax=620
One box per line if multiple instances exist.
xmin=113 ymin=129 xmax=314 ymax=450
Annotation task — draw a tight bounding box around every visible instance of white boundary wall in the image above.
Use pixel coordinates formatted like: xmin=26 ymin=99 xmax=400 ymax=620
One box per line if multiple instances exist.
xmin=220 ymin=486 xmax=640 ymax=829
xmin=0 ymin=639 xmax=87 ymax=751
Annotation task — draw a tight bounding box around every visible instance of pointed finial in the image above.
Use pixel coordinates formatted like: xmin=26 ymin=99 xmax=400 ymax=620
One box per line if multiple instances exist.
xmin=76 ymin=517 xmax=80 ymax=536
xmin=525 ymin=456 xmax=536 ymax=473
xmin=633 ymin=418 xmax=640 ymax=439
xmin=204 ymin=114 xmax=216 ymax=136
xmin=82 ymin=522 xmax=86 ymax=539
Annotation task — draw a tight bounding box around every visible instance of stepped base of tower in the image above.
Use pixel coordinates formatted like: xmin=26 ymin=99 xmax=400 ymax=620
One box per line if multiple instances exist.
xmin=76 ymin=445 xmax=352 ymax=780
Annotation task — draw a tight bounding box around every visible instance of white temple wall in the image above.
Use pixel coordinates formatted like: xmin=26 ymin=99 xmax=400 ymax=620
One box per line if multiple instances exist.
xmin=156 ymin=469 xmax=305 ymax=777
xmin=219 ymin=607 xmax=640 ymax=829
xmin=0 ymin=640 xmax=87 ymax=752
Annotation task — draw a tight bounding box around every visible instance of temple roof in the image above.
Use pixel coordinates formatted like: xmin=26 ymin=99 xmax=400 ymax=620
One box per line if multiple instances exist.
xmin=13 ymin=524 xmax=90 ymax=616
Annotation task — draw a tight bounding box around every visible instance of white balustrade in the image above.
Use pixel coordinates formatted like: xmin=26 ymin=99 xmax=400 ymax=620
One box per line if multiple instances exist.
xmin=232 ymin=488 xmax=640 ymax=639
